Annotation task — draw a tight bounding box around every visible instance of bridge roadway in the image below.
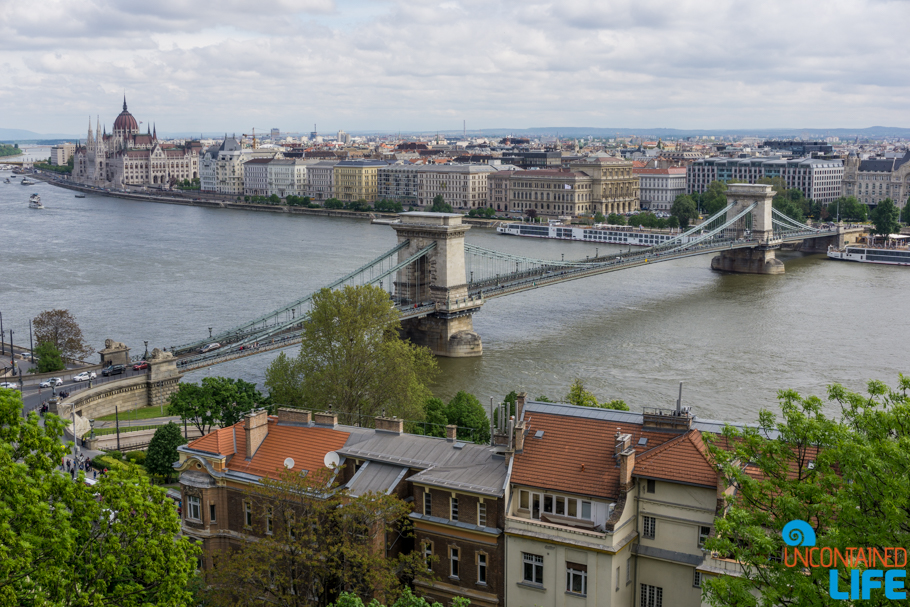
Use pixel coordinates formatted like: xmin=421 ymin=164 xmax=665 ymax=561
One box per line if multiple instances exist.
xmin=176 ymin=226 xmax=853 ymax=371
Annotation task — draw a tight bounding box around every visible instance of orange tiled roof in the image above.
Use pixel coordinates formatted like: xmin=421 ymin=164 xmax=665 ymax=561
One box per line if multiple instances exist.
xmin=187 ymin=417 xmax=350 ymax=480
xmin=633 ymin=430 xmax=717 ymax=488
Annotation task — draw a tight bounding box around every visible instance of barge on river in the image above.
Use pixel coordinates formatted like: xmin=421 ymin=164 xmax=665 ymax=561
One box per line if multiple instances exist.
xmin=827 ymin=235 xmax=910 ymax=266
xmin=496 ymin=221 xmax=696 ymax=247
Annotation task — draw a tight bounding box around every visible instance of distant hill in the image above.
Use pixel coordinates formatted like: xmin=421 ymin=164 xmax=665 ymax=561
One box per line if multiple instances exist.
xmin=0 ymin=127 xmax=81 ymax=142
xmin=389 ymin=126 xmax=910 ymax=139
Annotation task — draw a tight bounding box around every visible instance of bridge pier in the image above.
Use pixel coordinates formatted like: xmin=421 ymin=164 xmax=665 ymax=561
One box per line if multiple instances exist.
xmin=711 ymin=247 xmax=785 ymax=274
xmin=393 ymin=213 xmax=483 ymax=358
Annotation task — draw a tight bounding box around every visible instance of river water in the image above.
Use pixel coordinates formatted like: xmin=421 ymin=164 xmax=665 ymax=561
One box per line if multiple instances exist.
xmin=2 ymin=174 xmax=907 ymax=424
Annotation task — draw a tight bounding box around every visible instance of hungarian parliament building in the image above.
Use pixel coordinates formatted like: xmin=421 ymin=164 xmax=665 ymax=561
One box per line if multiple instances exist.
xmin=72 ymin=97 xmax=201 ymax=188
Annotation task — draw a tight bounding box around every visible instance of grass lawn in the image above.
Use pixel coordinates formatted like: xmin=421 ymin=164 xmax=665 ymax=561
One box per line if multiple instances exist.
xmin=95 ymin=405 xmax=171 ymax=423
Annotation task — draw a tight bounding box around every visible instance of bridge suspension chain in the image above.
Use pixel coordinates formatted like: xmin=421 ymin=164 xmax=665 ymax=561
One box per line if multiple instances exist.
xmin=771 ymin=208 xmax=821 ymax=233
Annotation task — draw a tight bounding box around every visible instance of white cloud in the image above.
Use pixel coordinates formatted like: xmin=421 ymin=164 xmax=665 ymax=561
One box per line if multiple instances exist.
xmin=1 ymin=0 xmax=907 ymax=134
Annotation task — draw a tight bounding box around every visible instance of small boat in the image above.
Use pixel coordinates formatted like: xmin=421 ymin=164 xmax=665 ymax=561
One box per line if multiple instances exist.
xmin=21 ymin=177 xmax=35 ymax=185
xmin=28 ymin=193 xmax=44 ymax=209
xmin=75 ymin=193 xmax=86 ymax=198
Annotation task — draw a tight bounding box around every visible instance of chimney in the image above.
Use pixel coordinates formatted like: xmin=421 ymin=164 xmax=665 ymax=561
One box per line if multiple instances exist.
xmin=614 ymin=430 xmax=632 ymax=457
xmin=244 ymin=409 xmax=269 ymax=459
xmin=516 ymin=392 xmax=528 ymax=420
xmin=277 ymin=408 xmax=312 ymax=425
xmin=619 ymin=447 xmax=635 ymax=491
xmin=375 ymin=416 xmax=404 ymax=434
xmin=445 ymin=424 xmax=458 ymax=442
xmin=514 ymin=419 xmax=528 ymax=452
xmin=314 ymin=411 xmax=337 ymax=428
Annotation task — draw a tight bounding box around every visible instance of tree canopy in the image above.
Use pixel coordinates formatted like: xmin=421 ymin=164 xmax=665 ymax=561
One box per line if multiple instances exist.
xmin=430 ymin=195 xmax=453 ymax=213
xmin=145 ymin=422 xmax=187 ymax=482
xmin=563 ymin=378 xmax=630 ymax=410
xmin=606 ymin=212 xmax=626 ymax=226
xmin=444 ymin=391 xmax=491 ymax=444
xmin=330 ymin=587 xmax=469 ymax=607
xmin=700 ymin=181 xmax=728 ymax=216
xmin=34 ymin=341 xmax=65 ymax=373
xmin=0 ymin=387 xmax=199 ymax=605
xmin=703 ymin=375 xmax=910 ymax=607
xmin=828 ymin=196 xmax=868 ymax=222
xmin=168 ymin=376 xmax=270 ymax=436
xmin=869 ymin=198 xmax=900 ymax=236
xmin=32 ymin=309 xmax=94 ymax=362
xmin=670 ymin=195 xmax=698 ymax=228
xmin=265 ymin=285 xmax=437 ymax=424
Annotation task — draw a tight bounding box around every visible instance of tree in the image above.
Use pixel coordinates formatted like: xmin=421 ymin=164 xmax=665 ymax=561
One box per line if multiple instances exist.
xmin=703 ymin=376 xmax=910 ymax=607
xmin=168 ymin=376 xmax=269 ymax=436
xmin=565 ymin=378 xmax=599 ymax=408
xmin=204 ymin=466 xmax=428 ymax=607
xmin=330 ymin=587 xmax=469 ymax=607
xmin=265 ymin=285 xmax=438 ymax=424
xmin=32 ymin=309 xmax=93 ymax=362
xmin=422 ymin=397 xmax=448 ymax=438
xmin=667 ymin=215 xmax=679 ymax=229
xmin=430 ymin=195 xmax=453 ymax=213
xmin=0 ymin=388 xmax=199 ymax=605
xmin=670 ymin=195 xmax=698 ymax=228
xmin=445 ymin=391 xmax=491 ymax=444
xmin=606 ymin=212 xmax=626 ymax=226
xmin=34 ymin=341 xmax=64 ymax=373
xmin=525 ymin=208 xmax=538 ymax=220
xmin=594 ymin=212 xmax=606 ymax=223
xmin=869 ymin=198 xmax=900 ymax=236
xmin=902 ymin=198 xmax=910 ymax=224
xmin=324 ymin=198 xmax=344 ymax=209
xmin=145 ymin=422 xmax=187 ymax=482
xmin=829 ymin=196 xmax=867 ymax=222
xmin=701 ymin=181 xmax=728 ymax=216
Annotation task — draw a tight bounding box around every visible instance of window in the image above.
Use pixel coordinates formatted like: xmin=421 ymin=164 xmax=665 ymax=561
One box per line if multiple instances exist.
xmin=450 ymin=497 xmax=459 ymax=521
xmin=693 ymin=570 xmax=702 ymax=588
xmin=523 ymin=553 xmax=543 ymax=586
xmin=266 ymin=507 xmax=273 ymax=535
xmin=422 ymin=542 xmax=433 ymax=571
xmin=699 ymin=526 xmax=711 ymax=548
xmin=641 ymin=584 xmax=663 ymax=607
xmin=424 ymin=491 xmax=432 ymax=516
xmin=478 ymin=502 xmax=487 ymax=527
xmin=566 ymin=563 xmax=587 ymax=596
xmin=616 ymin=566 xmax=620 ymax=591
xmin=646 ymin=479 xmax=656 ymax=493
xmin=581 ymin=501 xmax=592 ymax=520
xmin=209 ymin=503 xmax=216 ymax=523
xmin=187 ymin=496 xmax=200 ymax=521
xmin=244 ymin=501 xmax=252 ymax=529
xmin=643 ymin=516 xmax=656 ymax=539
xmin=477 ymin=553 xmax=487 ymax=585
xmin=626 ymin=558 xmax=632 ymax=584
xmin=450 ymin=547 xmax=459 ymax=579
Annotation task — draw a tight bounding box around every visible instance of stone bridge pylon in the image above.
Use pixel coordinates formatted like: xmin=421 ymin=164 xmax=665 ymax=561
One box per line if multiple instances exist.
xmin=710 ymin=183 xmax=785 ymax=274
xmin=392 ymin=213 xmax=483 ymax=358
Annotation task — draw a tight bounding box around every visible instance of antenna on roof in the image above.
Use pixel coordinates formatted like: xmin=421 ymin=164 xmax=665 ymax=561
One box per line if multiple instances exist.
xmin=676 ymin=381 xmax=683 ymax=414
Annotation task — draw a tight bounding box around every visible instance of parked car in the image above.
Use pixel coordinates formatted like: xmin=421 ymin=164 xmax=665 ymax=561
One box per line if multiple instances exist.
xmin=199 ymin=342 xmax=221 ymax=353
xmin=102 ymin=364 xmax=126 ymax=377
xmin=73 ymin=371 xmax=96 ymax=382
xmin=39 ymin=377 xmax=64 ymax=388
xmin=0 ymin=381 xmax=19 ymax=389
xmin=132 ymin=360 xmax=149 ymax=370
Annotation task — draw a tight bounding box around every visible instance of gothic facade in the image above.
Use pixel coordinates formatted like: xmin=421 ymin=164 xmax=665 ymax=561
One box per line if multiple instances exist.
xmin=72 ymin=97 xmax=201 ymax=189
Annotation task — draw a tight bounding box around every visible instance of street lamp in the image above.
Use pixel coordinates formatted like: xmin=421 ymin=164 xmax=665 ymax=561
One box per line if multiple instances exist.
xmin=208 ymin=327 xmax=213 ymax=339
xmin=8 ymin=330 xmax=14 ymax=373
xmin=143 ymin=341 xmax=149 ymax=360
xmin=89 ymin=419 xmax=95 ymax=439
xmin=29 ymin=320 xmax=34 ymax=363
xmin=0 ymin=311 xmax=4 ymax=355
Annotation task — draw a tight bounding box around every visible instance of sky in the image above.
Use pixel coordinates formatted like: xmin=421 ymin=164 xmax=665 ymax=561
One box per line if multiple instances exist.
xmin=1 ymin=0 xmax=908 ymax=135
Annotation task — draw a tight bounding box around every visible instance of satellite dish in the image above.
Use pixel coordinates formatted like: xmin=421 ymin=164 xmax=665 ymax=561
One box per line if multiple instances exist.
xmin=324 ymin=451 xmax=341 ymax=469
xmin=283 ymin=457 xmax=295 ymax=470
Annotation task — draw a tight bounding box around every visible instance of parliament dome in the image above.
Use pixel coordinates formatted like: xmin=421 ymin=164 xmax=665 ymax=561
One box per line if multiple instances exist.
xmin=113 ymin=96 xmax=139 ymax=133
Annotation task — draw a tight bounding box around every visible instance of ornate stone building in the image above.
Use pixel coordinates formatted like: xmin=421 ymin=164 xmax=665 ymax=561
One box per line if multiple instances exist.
xmin=72 ymin=97 xmax=201 ymax=189
xmin=841 ymin=150 xmax=910 ymax=209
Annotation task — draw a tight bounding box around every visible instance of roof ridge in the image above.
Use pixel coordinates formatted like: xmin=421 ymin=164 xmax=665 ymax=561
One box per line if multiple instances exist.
xmin=635 ymin=430 xmax=690 ymax=463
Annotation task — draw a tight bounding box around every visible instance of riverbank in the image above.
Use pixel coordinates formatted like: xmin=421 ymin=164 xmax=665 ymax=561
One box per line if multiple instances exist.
xmin=32 ymin=173 xmax=502 ymax=227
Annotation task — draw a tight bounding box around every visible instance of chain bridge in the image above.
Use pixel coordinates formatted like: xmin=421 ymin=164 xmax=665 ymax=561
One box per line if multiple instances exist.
xmin=170 ymin=184 xmax=863 ymax=369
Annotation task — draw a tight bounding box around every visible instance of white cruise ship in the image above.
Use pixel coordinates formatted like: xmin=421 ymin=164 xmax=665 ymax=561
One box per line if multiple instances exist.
xmin=496 ymin=222 xmax=696 ymax=247
xmin=827 ymin=238 xmax=910 ymax=266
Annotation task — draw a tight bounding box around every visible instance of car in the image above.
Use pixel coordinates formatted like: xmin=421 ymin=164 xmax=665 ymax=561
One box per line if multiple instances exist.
xmin=72 ymin=371 xmax=96 ymax=382
xmin=39 ymin=377 xmax=64 ymax=388
xmin=0 ymin=382 xmax=19 ymax=389
xmin=132 ymin=360 xmax=149 ymax=370
xmin=199 ymin=342 xmax=221 ymax=353
xmin=102 ymin=364 xmax=126 ymax=377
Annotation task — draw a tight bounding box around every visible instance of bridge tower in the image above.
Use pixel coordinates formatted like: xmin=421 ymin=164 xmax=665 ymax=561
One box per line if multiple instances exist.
xmin=711 ymin=183 xmax=785 ymax=275
xmin=392 ymin=213 xmax=483 ymax=357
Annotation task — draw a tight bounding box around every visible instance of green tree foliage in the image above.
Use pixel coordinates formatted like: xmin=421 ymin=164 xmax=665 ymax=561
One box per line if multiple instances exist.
xmin=204 ymin=467 xmax=429 ymax=607
xmin=594 ymin=212 xmax=606 ymax=223
xmin=444 ymin=391 xmax=491 ymax=444
xmin=374 ymin=199 xmax=404 ymax=213
xmin=324 ymin=198 xmax=344 ymax=209
xmin=168 ymin=376 xmax=269 ymax=436
xmin=265 ymin=285 xmax=438 ymax=424
xmin=0 ymin=388 xmax=199 ymax=605
xmin=0 ymin=143 xmax=22 ymax=158
xmin=670 ymin=195 xmax=698 ymax=228
xmin=34 ymin=341 xmax=64 ymax=373
xmin=667 ymin=215 xmax=679 ymax=228
xmin=330 ymin=587 xmax=470 ymax=607
xmin=345 ymin=199 xmax=372 ymax=212
xmin=828 ymin=196 xmax=868 ymax=222
xmin=703 ymin=376 xmax=910 ymax=607
xmin=422 ymin=397 xmax=448 ymax=438
xmin=145 ymin=422 xmax=187 ymax=482
xmin=606 ymin=212 xmax=626 ymax=226
xmin=757 ymin=177 xmax=814 ymax=222
xmin=700 ymin=181 xmax=728 ymax=216
xmin=32 ymin=309 xmax=94 ymax=362
xmin=902 ymin=198 xmax=910 ymax=224
xmin=564 ymin=379 xmax=631 ymax=410
xmin=869 ymin=198 xmax=901 ymax=236
xmin=467 ymin=207 xmax=496 ymax=218
xmin=430 ymin=195 xmax=453 ymax=213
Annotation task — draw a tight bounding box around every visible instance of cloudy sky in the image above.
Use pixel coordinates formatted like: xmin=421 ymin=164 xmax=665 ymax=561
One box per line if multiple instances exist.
xmin=1 ymin=0 xmax=907 ymax=135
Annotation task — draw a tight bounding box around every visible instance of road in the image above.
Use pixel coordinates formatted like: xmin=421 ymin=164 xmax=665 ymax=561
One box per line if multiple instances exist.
xmin=13 ymin=365 xmax=149 ymax=416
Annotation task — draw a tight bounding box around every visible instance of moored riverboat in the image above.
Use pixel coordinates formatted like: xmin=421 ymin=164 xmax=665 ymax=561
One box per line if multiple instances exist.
xmin=827 ymin=235 xmax=910 ymax=266
xmin=496 ymin=220 xmax=695 ymax=247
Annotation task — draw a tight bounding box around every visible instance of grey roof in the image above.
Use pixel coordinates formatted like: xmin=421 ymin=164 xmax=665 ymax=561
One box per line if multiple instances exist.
xmin=858 ymin=152 xmax=910 ymax=172
xmin=346 ymin=460 xmax=408 ymax=497
xmin=336 ymin=159 xmax=388 ymax=167
xmin=219 ymin=137 xmax=241 ymax=152
xmin=338 ymin=431 xmax=507 ymax=496
xmin=415 ymin=164 xmax=498 ymax=174
xmin=410 ymin=512 xmax=502 ymax=535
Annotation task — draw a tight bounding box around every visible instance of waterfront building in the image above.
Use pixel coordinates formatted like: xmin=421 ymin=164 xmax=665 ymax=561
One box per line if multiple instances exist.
xmin=242 ymin=158 xmax=271 ymax=197
xmin=378 ymin=162 xmax=420 ymax=205
xmin=841 ymin=150 xmax=910 ymax=209
xmin=49 ymin=143 xmax=76 ymax=166
xmin=305 ymin=160 xmax=339 ymax=201
xmin=416 ymin=164 xmax=498 ymax=209
xmin=200 ymin=136 xmax=277 ymax=196
xmin=570 ymin=156 xmax=640 ymax=215
xmin=333 ymin=159 xmax=388 ymax=203
xmin=505 ymin=169 xmax=595 ymax=218
xmin=634 ymin=167 xmax=687 ymax=212
xmin=72 ymin=98 xmax=200 ymax=189
xmin=488 ymin=170 xmax=513 ymax=212
xmin=267 ymin=158 xmax=308 ymax=198
xmin=687 ymin=157 xmax=843 ymax=204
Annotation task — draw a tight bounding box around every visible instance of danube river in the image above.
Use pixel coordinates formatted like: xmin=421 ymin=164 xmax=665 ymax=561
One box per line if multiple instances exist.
xmin=2 ymin=174 xmax=907 ymax=423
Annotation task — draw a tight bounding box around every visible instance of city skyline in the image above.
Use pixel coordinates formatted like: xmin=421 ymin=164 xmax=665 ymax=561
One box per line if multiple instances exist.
xmin=2 ymin=0 xmax=909 ymax=135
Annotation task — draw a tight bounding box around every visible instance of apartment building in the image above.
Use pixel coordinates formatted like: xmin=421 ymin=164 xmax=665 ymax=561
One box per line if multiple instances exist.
xmin=50 ymin=143 xmax=76 ymax=166
xmin=378 ymin=163 xmax=420 ymax=205
xmin=416 ymin=164 xmax=498 ymax=209
xmin=634 ymin=167 xmax=687 ymax=212
xmin=488 ymin=170 xmax=513 ymax=212
xmin=842 ymin=150 xmax=910 ymax=208
xmin=687 ymin=157 xmax=843 ymax=204
xmin=305 ymin=160 xmax=339 ymax=201
xmin=570 ymin=157 xmax=640 ymax=215
xmin=267 ymin=158 xmax=308 ymax=198
xmin=334 ymin=159 xmax=387 ymax=203
xmin=506 ymin=169 xmax=595 ymax=218
xmin=242 ymin=158 xmax=270 ymax=196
